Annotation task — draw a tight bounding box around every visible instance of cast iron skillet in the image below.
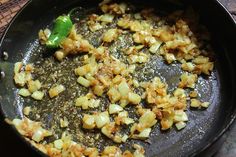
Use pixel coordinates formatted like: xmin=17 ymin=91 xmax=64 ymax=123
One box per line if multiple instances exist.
xmin=0 ymin=0 xmax=235 ymax=156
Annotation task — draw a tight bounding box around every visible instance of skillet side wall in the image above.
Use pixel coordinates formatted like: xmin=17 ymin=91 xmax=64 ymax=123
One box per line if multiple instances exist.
xmin=189 ymin=0 xmax=236 ymax=156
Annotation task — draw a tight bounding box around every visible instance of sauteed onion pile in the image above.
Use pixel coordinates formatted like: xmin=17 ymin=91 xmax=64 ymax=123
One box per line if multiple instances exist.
xmin=10 ymin=0 xmax=214 ymax=156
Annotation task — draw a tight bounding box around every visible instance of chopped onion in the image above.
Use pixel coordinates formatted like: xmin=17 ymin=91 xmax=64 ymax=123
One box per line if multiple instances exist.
xmin=201 ymin=102 xmax=210 ymax=108
xmin=28 ymin=80 xmax=42 ymax=93
xmin=107 ymin=87 xmax=121 ymax=103
xmin=49 ymin=84 xmax=65 ymax=98
xmin=133 ymin=144 xmax=145 ymax=157
xmin=25 ymin=73 xmax=32 ymax=82
xmin=102 ymin=29 xmax=119 ymax=43
xmin=123 ymin=117 xmax=134 ymax=125
xmin=118 ymin=111 xmax=128 ymax=117
xmin=128 ymin=92 xmax=141 ymax=104
xmin=134 ymin=13 xmax=142 ymax=20
xmin=32 ymin=128 xmax=44 ymax=142
xmin=77 ymin=76 xmax=91 ymax=87
xmin=161 ymin=118 xmax=173 ymax=130
xmin=95 ymin=111 xmax=110 ymax=128
xmin=89 ymin=22 xmax=103 ymax=32
xmin=118 ymin=81 xmax=130 ymax=97
xmin=164 ymin=53 xmax=176 ymax=64
xmin=14 ymin=62 xmax=23 ymax=74
xmin=12 ymin=119 xmax=22 ymax=127
xmin=89 ymin=99 xmax=100 ymax=108
xmin=75 ymin=96 xmax=89 ymax=109
xmin=76 ymin=96 xmax=100 ymax=109
xmin=120 ymin=99 xmax=129 ymax=108
xmin=174 ymin=110 xmax=188 ymax=122
xmin=31 ymin=91 xmax=44 ymax=100
xmin=93 ymin=85 xmax=104 ymax=96
xmin=133 ymin=79 xmax=139 ymax=88
xmin=109 ymin=104 xmax=123 ymax=114
xmin=121 ymin=134 xmax=129 ymax=142
xmin=60 ymin=117 xmax=69 ymax=128
xmin=75 ymin=66 xmax=87 ymax=76
xmin=99 ymin=14 xmax=114 ymax=23
xmin=14 ymin=72 xmax=26 ymax=87
xmin=189 ymin=91 xmax=198 ymax=98
xmin=23 ymin=106 xmax=31 ymax=116
xmin=119 ymin=3 xmax=127 ymax=14
xmin=82 ymin=114 xmax=96 ymax=129
xmin=54 ymin=139 xmax=64 ymax=149
xmin=175 ymin=121 xmax=186 ymax=130
xmin=54 ymin=50 xmax=66 ymax=61
xmin=102 ymin=146 xmax=121 ymax=156
xmin=190 ymin=99 xmax=201 ymax=108
xmin=25 ymin=64 xmax=34 ymax=72
xmin=173 ymin=88 xmax=186 ymax=98
xmin=133 ymin=128 xmax=151 ymax=139
xmin=19 ymin=88 xmax=31 ymax=97
xmin=193 ymin=56 xmax=209 ymax=64
xmin=139 ymin=110 xmax=157 ymax=128
xmin=179 ymin=73 xmax=198 ymax=89
xmin=181 ymin=62 xmax=195 ymax=72
xmin=149 ymin=41 xmax=162 ymax=53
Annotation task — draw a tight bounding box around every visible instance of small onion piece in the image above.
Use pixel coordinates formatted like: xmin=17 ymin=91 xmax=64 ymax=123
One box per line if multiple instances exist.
xmin=27 ymin=80 xmax=42 ymax=93
xmin=161 ymin=118 xmax=173 ymax=130
xmin=19 ymin=88 xmax=31 ymax=97
xmin=174 ymin=110 xmax=188 ymax=122
xmin=60 ymin=117 xmax=69 ymax=128
xmin=175 ymin=121 xmax=186 ymax=130
xmin=133 ymin=144 xmax=145 ymax=157
xmin=201 ymin=102 xmax=210 ymax=108
xmin=32 ymin=128 xmax=51 ymax=143
xmin=99 ymin=14 xmax=114 ymax=23
xmin=32 ymin=128 xmax=44 ymax=142
xmin=139 ymin=110 xmax=157 ymax=128
xmin=23 ymin=106 xmax=31 ymax=116
xmin=121 ymin=134 xmax=129 ymax=142
xmin=82 ymin=114 xmax=96 ymax=129
xmin=107 ymin=87 xmax=121 ymax=103
xmin=118 ymin=81 xmax=130 ymax=97
xmin=14 ymin=72 xmax=26 ymax=87
xmin=123 ymin=117 xmax=134 ymax=125
xmin=49 ymin=84 xmax=65 ymax=98
xmin=139 ymin=128 xmax=151 ymax=138
xmin=75 ymin=96 xmax=89 ymax=109
xmin=31 ymin=91 xmax=44 ymax=100
xmin=14 ymin=62 xmax=23 ymax=74
xmin=132 ymin=128 xmax=151 ymax=139
xmin=54 ymin=139 xmax=64 ymax=149
xmin=12 ymin=119 xmax=22 ymax=127
xmin=77 ymin=76 xmax=91 ymax=87
xmin=95 ymin=111 xmax=110 ymax=128
xmin=149 ymin=41 xmax=162 ymax=54
xmin=109 ymin=104 xmax=123 ymax=114
xmin=102 ymin=29 xmax=119 ymax=43
xmin=89 ymin=99 xmax=100 ymax=108
xmin=190 ymin=99 xmax=201 ymax=108
xmin=93 ymin=85 xmax=104 ymax=96
xmin=128 ymin=92 xmax=141 ymax=104
xmin=133 ymin=79 xmax=139 ymax=88
xmin=54 ymin=50 xmax=66 ymax=61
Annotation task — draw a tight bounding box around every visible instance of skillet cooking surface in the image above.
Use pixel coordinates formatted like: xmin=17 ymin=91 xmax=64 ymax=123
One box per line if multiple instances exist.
xmin=0 ymin=0 xmax=236 ymax=156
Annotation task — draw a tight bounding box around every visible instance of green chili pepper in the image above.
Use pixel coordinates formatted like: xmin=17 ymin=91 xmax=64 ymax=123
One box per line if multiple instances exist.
xmin=46 ymin=15 xmax=73 ymax=48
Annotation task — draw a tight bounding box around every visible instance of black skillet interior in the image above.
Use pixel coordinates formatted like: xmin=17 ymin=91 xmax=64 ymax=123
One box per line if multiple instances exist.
xmin=0 ymin=0 xmax=235 ymax=157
